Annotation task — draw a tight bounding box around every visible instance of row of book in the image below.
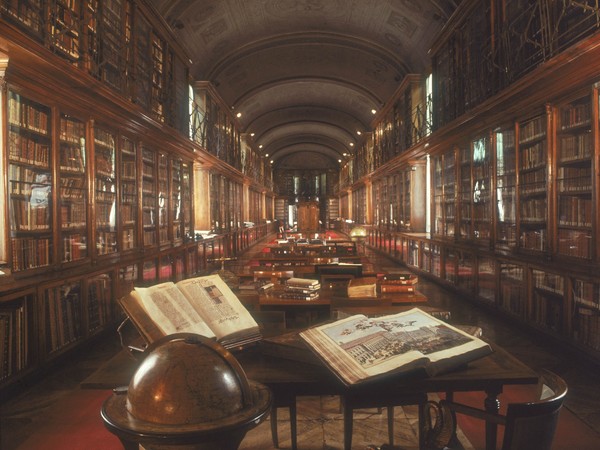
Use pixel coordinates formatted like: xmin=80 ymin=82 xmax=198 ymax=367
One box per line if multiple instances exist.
xmin=0 ymin=304 xmax=27 ymax=382
xmin=11 ymin=199 xmax=50 ymax=230
xmin=557 ymin=197 xmax=592 ymax=228
xmin=45 ymin=285 xmax=83 ymax=353
xmin=8 ymin=96 xmax=50 ymax=135
xmin=558 ymin=134 xmax=592 ymax=161
xmin=519 ymin=116 xmax=546 ymax=144
xmin=59 ymin=146 xmax=85 ymax=173
xmin=519 ymin=142 xmax=546 ymax=169
xmin=557 ymin=167 xmax=592 ymax=192
xmin=63 ymin=235 xmax=86 ymax=262
xmin=560 ymin=102 xmax=591 ymax=129
xmin=520 ymin=198 xmax=547 ymax=220
xmin=8 ymin=131 xmax=50 ymax=166
xmin=60 ymin=203 xmax=86 ymax=227
xmin=557 ymin=230 xmax=591 ymax=259
xmin=59 ymin=118 xmax=85 ymax=144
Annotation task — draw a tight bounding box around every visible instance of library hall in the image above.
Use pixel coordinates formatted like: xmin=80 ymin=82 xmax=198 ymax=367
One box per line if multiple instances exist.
xmin=1 ymin=1 xmax=600 ymax=449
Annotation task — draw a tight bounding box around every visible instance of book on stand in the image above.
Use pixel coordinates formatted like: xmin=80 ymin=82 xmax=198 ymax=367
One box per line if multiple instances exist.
xmin=119 ymin=274 xmax=261 ymax=350
xmin=299 ymin=307 xmax=492 ymax=386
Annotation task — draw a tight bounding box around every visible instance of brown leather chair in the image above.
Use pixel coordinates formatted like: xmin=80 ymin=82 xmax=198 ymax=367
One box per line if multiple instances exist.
xmin=442 ymin=369 xmax=568 ymax=450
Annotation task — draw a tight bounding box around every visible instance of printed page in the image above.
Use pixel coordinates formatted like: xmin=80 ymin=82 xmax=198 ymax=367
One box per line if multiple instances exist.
xmin=133 ymin=282 xmax=216 ymax=339
xmin=301 ymin=308 xmax=492 ymax=385
xmin=176 ymin=274 xmax=259 ymax=340
xmin=301 ymin=313 xmax=427 ymax=385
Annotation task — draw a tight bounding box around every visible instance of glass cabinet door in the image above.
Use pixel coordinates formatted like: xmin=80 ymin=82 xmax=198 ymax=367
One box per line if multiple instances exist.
xmin=518 ymin=114 xmax=548 ymax=251
xmin=94 ymin=126 xmax=117 ymax=256
xmin=171 ymin=158 xmax=183 ymax=244
xmin=59 ymin=113 xmax=88 ymax=263
xmin=458 ymin=145 xmax=472 ymax=239
xmin=471 ymin=136 xmax=491 ymax=242
xmin=443 ymin=151 xmax=456 ymax=237
xmin=158 ymin=152 xmax=169 ymax=245
xmin=495 ymin=127 xmax=517 ymax=247
xmin=182 ymin=162 xmax=192 ymax=240
xmin=555 ymin=95 xmax=593 ymax=259
xmin=7 ymin=91 xmax=53 ymax=271
xmin=120 ymin=136 xmax=137 ymax=252
xmin=141 ymin=147 xmax=157 ymax=247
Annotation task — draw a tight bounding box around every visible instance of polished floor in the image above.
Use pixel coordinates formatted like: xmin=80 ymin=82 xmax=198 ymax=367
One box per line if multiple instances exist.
xmin=1 ymin=237 xmax=599 ymax=449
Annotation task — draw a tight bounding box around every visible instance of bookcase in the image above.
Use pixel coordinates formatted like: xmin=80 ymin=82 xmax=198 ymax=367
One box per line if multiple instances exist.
xmin=345 ymin=1 xmax=600 ymax=365
xmin=0 ymin=1 xmax=274 ymax=397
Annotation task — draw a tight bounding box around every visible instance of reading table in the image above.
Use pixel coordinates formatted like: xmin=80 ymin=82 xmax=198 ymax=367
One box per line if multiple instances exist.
xmin=85 ymin=333 xmax=538 ymax=450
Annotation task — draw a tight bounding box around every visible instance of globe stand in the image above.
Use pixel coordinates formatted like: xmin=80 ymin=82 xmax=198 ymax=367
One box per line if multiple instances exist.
xmin=101 ymin=334 xmax=271 ymax=450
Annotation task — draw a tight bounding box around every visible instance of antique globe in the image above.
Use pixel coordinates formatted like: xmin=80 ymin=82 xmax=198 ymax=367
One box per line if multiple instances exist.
xmin=101 ymin=333 xmax=271 ymax=450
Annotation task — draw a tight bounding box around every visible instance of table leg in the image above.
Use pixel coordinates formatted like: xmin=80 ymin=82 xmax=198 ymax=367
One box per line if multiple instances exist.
xmin=484 ymin=386 xmax=502 ymax=450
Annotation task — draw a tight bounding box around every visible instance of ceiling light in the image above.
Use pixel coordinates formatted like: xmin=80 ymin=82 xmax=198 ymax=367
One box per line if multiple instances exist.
xmin=236 ymin=112 xmax=242 ymax=118
xmin=343 ymin=152 xmax=347 ymax=156
xmin=270 ymin=160 xmax=273 ymax=164
xmin=356 ymin=130 xmax=362 ymax=135
xmin=338 ymin=159 xmax=342 ymax=163
xmin=371 ymin=109 xmax=377 ymax=115
xmin=250 ymin=132 xmax=255 ymax=137
xmin=259 ymin=144 xmax=263 ymax=149
xmin=349 ymin=142 xmax=354 ymax=147
xmin=265 ymin=153 xmax=269 ymax=157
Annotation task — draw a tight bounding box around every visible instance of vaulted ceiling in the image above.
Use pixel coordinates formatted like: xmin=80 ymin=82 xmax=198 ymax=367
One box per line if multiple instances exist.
xmin=148 ymin=0 xmax=461 ymax=170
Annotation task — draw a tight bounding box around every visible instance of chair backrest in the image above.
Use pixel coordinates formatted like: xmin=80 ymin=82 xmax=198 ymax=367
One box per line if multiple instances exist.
xmin=502 ymin=369 xmax=568 ymax=450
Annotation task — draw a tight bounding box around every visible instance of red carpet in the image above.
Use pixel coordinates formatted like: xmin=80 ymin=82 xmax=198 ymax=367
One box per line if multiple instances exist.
xmin=13 ymin=389 xmax=121 ymax=450
xmin=10 ymin=386 xmax=600 ymax=449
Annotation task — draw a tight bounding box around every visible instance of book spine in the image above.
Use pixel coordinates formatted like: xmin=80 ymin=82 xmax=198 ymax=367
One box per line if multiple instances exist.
xmin=380 ymin=285 xmax=415 ymax=293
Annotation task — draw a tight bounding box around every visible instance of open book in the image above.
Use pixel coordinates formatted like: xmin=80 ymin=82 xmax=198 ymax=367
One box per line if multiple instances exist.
xmin=300 ymin=307 xmax=492 ymax=386
xmin=119 ymin=274 xmax=261 ymax=350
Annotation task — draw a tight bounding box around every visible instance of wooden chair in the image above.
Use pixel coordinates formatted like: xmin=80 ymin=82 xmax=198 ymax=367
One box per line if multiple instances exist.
xmin=441 ymin=369 xmax=568 ymax=450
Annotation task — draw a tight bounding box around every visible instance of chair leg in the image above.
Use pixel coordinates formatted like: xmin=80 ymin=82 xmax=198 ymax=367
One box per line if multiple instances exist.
xmin=270 ymin=405 xmax=279 ymax=448
xmin=387 ymin=406 xmax=394 ymax=446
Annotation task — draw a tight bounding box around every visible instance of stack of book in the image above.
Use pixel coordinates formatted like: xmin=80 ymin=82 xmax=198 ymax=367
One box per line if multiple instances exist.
xmin=379 ymin=273 xmax=418 ymax=294
xmin=280 ymin=277 xmax=320 ymax=300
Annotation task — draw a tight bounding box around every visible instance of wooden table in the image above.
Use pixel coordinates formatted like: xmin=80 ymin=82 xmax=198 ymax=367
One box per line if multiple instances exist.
xmin=84 ymin=336 xmax=537 ymax=450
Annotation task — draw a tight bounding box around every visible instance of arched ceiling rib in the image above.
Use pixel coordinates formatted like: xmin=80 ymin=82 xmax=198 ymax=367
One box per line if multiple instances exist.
xmin=148 ymin=0 xmax=460 ymax=170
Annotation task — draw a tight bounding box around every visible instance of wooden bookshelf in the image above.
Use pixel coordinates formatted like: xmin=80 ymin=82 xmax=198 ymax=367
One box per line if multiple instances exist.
xmin=0 ymin=1 xmax=273 ymax=397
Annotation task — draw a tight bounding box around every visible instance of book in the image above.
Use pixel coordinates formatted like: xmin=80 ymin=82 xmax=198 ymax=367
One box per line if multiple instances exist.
xmin=119 ymin=274 xmax=261 ymax=350
xmin=299 ymin=307 xmax=492 ymax=386
xmin=380 ymin=284 xmax=415 ymax=294
xmin=286 ymin=277 xmax=320 ymax=288
xmin=347 ymin=277 xmax=378 ymax=297
xmin=381 ymin=273 xmax=419 ymax=285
